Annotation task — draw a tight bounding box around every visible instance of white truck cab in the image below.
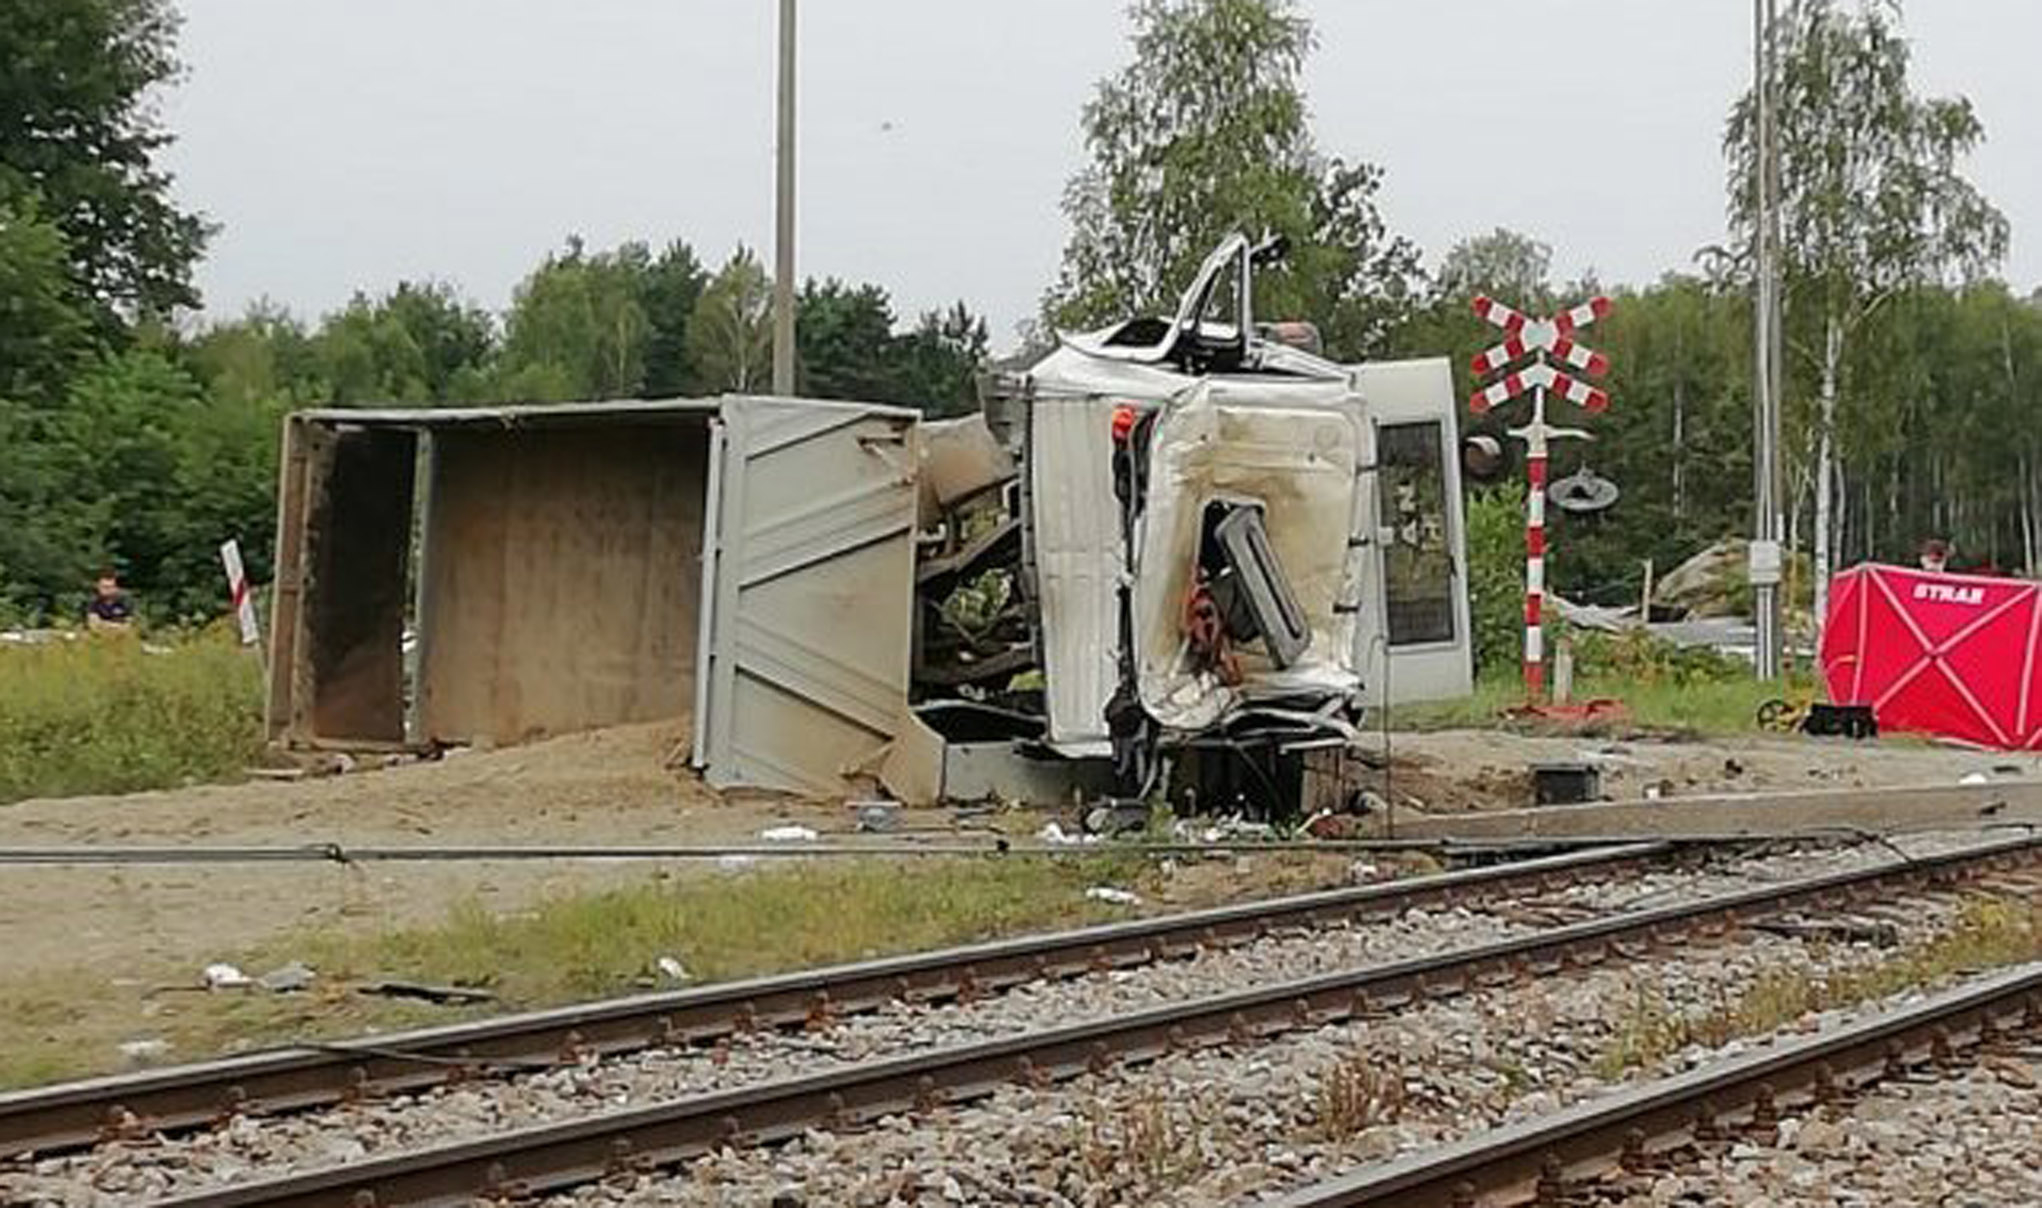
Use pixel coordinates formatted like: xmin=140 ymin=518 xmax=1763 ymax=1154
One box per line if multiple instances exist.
xmin=946 ymin=234 xmax=1474 ymax=803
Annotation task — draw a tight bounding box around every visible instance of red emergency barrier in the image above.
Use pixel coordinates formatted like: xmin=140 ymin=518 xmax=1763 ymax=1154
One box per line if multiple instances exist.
xmin=1820 ymin=563 xmax=2042 ymax=751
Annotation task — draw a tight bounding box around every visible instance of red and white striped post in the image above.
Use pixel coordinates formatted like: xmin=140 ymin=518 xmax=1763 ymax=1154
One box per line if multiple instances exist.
xmin=1469 ymin=295 xmax=1613 ymax=703
xmin=220 ymin=538 xmax=260 ymax=646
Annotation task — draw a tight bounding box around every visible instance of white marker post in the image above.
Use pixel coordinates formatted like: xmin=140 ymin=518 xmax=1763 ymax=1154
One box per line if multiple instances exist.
xmin=219 ymin=539 xmax=260 ymax=646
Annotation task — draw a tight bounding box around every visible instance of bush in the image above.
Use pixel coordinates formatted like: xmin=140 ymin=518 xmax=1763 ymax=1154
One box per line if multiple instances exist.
xmin=1465 ymin=483 xmax=1529 ymax=676
xmin=0 ymin=629 xmax=264 ymax=803
xmin=1567 ymin=627 xmax=1749 ymax=687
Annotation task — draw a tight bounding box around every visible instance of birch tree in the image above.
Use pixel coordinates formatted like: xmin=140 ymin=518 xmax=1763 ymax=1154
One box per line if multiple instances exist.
xmin=1046 ymin=0 xmax=1419 ymax=355
xmin=1726 ymin=0 xmax=2006 ymax=636
xmin=685 ymin=247 xmax=773 ymax=394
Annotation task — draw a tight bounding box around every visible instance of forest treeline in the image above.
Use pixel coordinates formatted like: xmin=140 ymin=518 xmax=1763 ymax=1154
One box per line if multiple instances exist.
xmin=3 ymin=0 xmax=2039 ymax=629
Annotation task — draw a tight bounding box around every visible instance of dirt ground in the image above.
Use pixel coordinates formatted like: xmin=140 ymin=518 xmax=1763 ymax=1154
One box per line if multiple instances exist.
xmin=0 ymin=723 xmax=860 ymax=982
xmin=2 ymin=720 xmax=2034 ymax=995
xmin=1373 ymin=728 xmax=2042 ymax=815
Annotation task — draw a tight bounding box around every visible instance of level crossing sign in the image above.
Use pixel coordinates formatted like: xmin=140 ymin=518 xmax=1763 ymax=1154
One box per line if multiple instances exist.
xmin=1467 ymin=294 xmax=1614 ymax=701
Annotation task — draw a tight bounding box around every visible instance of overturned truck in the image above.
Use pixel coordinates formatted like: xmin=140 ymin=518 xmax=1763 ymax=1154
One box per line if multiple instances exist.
xmin=265 ymin=235 xmax=1471 ymax=814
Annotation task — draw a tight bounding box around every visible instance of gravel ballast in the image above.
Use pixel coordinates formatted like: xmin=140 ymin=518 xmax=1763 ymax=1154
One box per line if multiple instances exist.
xmin=0 ymin=832 xmax=2019 ymax=1207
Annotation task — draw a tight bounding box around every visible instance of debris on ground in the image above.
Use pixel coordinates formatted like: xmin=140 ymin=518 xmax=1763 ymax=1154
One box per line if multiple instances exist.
xmin=1084 ymin=801 xmax=1152 ymax=836
xmin=201 ymin=962 xmax=251 ymax=990
xmin=257 ymin=961 xmax=317 ymax=993
xmin=359 ymin=980 xmax=495 ymax=1006
xmin=1169 ymin=815 xmax=1276 ymax=844
xmin=655 ymin=956 xmax=689 ymax=982
xmin=1084 ymin=886 xmax=1142 ymax=906
xmin=758 ymin=825 xmax=819 ymax=842
xmin=853 ymin=801 xmax=901 ymax=833
xmin=1036 ymin=821 xmax=1099 ymax=846
xmin=117 ymin=1038 xmax=170 ymax=1063
xmin=1301 ymin=809 xmax=1364 ymax=840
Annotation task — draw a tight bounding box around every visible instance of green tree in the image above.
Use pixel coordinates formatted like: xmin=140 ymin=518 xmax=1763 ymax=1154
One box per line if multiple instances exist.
xmin=498 ymin=238 xmax=651 ymax=401
xmin=1726 ymin=0 xmax=2008 ymax=633
xmin=305 ymin=281 xmax=494 ymax=405
xmin=0 ymin=201 xmax=96 ymax=407
xmin=686 ymin=246 xmax=772 ymax=394
xmin=0 ymin=0 xmax=210 ymax=323
xmin=796 ymin=279 xmax=899 ymax=402
xmin=891 ymin=302 xmax=990 ymax=418
xmin=187 ymin=303 xmax=326 ymax=409
xmin=1046 ymin=0 xmax=1418 ymax=354
xmin=1435 ymin=228 xmax=1554 ymax=311
xmin=640 ymin=240 xmax=708 ymax=396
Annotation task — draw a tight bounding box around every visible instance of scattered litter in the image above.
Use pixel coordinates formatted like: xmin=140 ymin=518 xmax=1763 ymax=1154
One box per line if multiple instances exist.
xmin=118 ymin=1038 xmax=170 ymax=1062
xmin=758 ymin=825 xmax=819 ymax=842
xmin=853 ymin=802 xmax=900 ymax=833
xmin=245 ymin=766 xmax=306 ymax=782
xmin=1347 ymin=860 xmax=1381 ymax=884
xmin=1085 ymin=802 xmax=1152 ymax=836
xmin=359 ymin=980 xmax=495 ymax=1006
xmin=1303 ymin=810 xmax=1363 ymax=840
xmin=1036 ymin=821 xmax=1099 ymax=846
xmin=257 ymin=961 xmax=316 ymax=993
xmin=1085 ymin=886 xmax=1142 ymax=906
xmin=1958 ymin=771 xmax=1990 ymax=786
xmin=716 ymin=853 xmax=758 ymax=871
xmin=655 ymin=956 xmax=690 ymax=982
xmin=202 ymin=962 xmax=251 ymax=990
xmin=1169 ymin=814 xmax=1276 ymax=844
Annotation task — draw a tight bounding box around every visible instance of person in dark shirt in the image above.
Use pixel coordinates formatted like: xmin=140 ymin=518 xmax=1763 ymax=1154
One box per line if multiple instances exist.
xmin=85 ymin=570 xmax=134 ymax=629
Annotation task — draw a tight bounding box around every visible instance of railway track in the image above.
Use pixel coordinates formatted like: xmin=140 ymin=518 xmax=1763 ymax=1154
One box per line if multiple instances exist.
xmin=0 ymin=842 xmax=1673 ymax=1160
xmin=1267 ymin=960 xmax=2042 ymax=1207
xmin=97 ymin=832 xmax=2037 ymax=1208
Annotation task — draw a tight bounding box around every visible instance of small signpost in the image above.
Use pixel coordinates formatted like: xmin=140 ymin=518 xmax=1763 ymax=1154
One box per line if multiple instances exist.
xmin=219 ymin=538 xmax=260 ymax=647
xmin=1468 ymin=294 xmax=1614 ymax=701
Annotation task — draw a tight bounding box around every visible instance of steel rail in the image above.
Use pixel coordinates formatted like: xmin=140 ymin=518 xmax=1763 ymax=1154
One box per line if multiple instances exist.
xmin=1268 ymin=961 xmax=2042 ymax=1207
xmin=0 ymin=842 xmax=1671 ymax=1160
xmin=148 ymin=834 xmax=2040 ymax=1208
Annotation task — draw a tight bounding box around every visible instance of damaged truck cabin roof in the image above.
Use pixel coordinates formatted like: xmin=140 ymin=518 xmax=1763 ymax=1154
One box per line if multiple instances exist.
xmin=269 ymin=237 xmax=1472 ymax=813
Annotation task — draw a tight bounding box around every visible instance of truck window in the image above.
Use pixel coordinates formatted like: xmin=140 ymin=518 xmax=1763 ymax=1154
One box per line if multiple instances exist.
xmin=1377 ymin=421 xmax=1456 ymax=646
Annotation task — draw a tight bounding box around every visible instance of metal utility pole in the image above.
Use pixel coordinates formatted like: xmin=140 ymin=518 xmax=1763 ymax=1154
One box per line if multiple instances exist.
xmin=772 ymin=0 xmax=798 ymax=395
xmin=1750 ymin=0 xmax=1786 ymax=679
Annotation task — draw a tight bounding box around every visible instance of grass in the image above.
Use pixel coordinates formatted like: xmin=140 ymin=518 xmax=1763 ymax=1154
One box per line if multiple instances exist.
xmin=1592 ymin=893 xmax=2042 ymax=1079
xmin=0 ymin=850 xmax=1352 ymax=1089
xmin=1392 ymin=669 xmax=1824 ymax=736
xmin=0 ymin=627 xmax=264 ymax=803
xmin=1075 ymin=1090 xmax=1196 ymax=1191
xmin=1314 ymin=1052 xmax=1408 ymax=1138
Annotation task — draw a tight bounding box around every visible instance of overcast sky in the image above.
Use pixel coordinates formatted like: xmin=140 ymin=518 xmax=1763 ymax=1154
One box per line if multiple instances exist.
xmin=163 ymin=1 xmax=2041 ymax=348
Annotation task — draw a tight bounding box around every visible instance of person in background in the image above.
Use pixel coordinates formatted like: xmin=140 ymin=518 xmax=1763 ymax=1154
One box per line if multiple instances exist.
xmin=84 ymin=569 xmax=134 ymax=630
xmin=1918 ymin=539 xmax=1950 ymax=574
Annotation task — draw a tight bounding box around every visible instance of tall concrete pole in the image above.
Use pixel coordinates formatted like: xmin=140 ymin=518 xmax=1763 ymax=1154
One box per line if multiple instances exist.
xmin=1751 ymin=0 xmax=1785 ymax=679
xmin=772 ymin=0 xmax=797 ymax=395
